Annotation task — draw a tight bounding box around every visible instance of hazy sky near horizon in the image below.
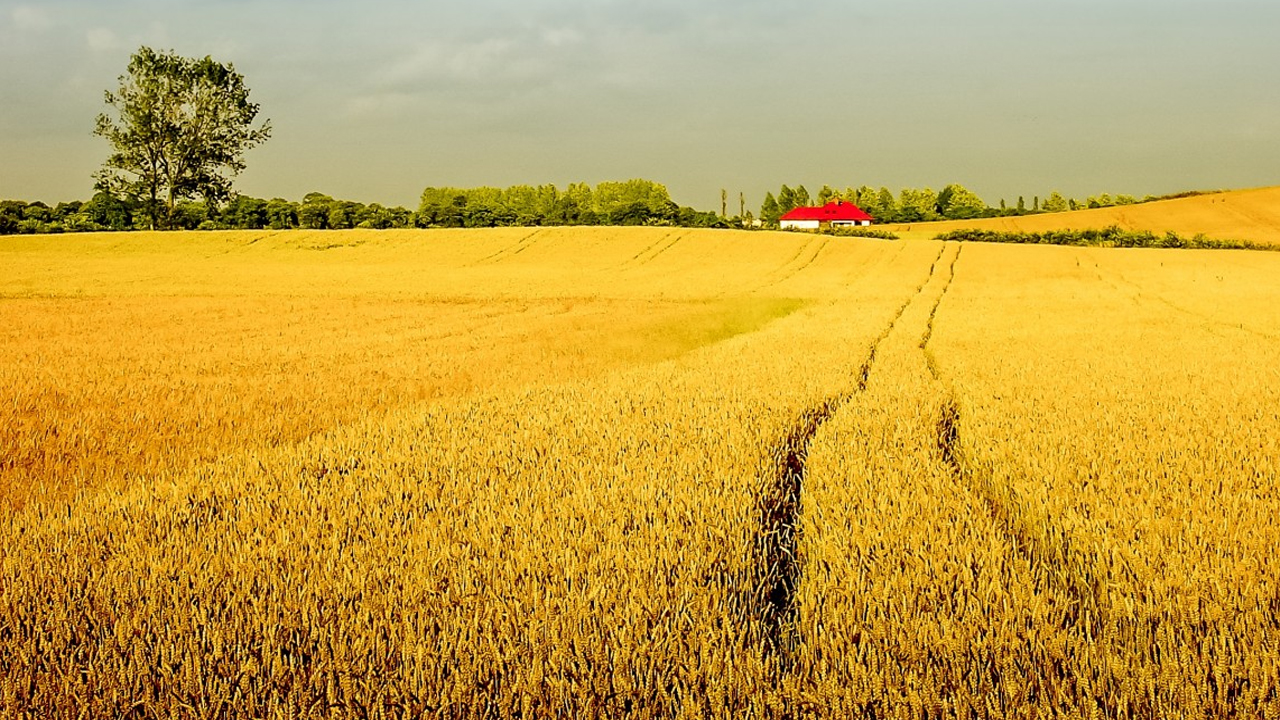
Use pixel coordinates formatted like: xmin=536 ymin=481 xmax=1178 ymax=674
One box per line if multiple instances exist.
xmin=2 ymin=0 xmax=1278 ymax=211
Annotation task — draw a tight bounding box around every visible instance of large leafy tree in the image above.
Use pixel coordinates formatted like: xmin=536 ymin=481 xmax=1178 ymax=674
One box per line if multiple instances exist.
xmin=936 ymin=183 xmax=989 ymax=220
xmin=94 ymin=47 xmax=271 ymax=230
xmin=1042 ymin=191 xmax=1070 ymax=213
xmin=898 ymin=187 xmax=940 ymax=222
xmin=593 ymin=179 xmax=675 ymax=221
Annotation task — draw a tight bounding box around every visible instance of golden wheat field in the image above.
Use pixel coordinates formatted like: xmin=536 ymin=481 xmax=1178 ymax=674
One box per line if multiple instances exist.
xmin=2 ymin=216 xmax=1280 ymax=718
xmin=882 ymin=186 xmax=1280 ymax=246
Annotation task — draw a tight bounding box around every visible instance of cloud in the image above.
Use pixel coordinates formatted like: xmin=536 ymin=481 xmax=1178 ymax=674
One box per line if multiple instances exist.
xmin=11 ymin=5 xmax=53 ymax=31
xmin=342 ymin=91 xmax=420 ymax=120
xmin=539 ymin=25 xmax=582 ymax=48
xmin=380 ymin=38 xmax=522 ymax=86
xmin=86 ymin=27 xmax=119 ymax=52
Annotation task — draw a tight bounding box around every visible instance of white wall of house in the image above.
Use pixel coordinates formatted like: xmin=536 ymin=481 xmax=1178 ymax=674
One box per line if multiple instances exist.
xmin=780 ymin=219 xmax=820 ymax=230
xmin=831 ymin=220 xmax=872 ymax=227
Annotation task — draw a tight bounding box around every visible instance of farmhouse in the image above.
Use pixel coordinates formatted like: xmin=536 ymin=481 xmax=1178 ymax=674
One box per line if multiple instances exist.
xmin=779 ymin=200 xmax=873 ymax=230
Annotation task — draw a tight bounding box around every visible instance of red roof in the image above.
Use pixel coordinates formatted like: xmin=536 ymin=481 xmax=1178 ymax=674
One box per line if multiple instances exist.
xmin=779 ymin=200 xmax=873 ymax=222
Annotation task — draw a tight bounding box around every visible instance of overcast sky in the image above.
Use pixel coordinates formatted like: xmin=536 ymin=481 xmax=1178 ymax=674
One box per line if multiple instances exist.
xmin=2 ymin=0 xmax=1278 ymax=211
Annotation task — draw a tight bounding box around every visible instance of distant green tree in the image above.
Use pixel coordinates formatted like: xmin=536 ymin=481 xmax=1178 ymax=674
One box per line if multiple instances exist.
xmin=264 ymin=198 xmax=298 ymax=229
xmin=440 ymin=195 xmax=468 ymax=227
xmin=81 ymin=191 xmax=135 ymax=230
xmin=546 ymin=194 xmax=582 ymax=225
xmin=93 ymin=46 xmax=271 ymax=230
xmin=0 ymin=201 xmax=24 ymax=234
xmin=52 ymin=201 xmax=83 ymax=223
xmin=876 ymin=187 xmax=898 ymax=222
xmin=935 ymin=186 xmax=954 ymax=215
xmin=854 ymin=186 xmax=880 ymax=216
xmin=610 ymin=202 xmax=650 ymax=226
xmin=222 ymin=195 xmax=267 ymax=229
xmin=898 ymin=188 xmax=939 ymax=222
xmin=536 ymin=184 xmax=561 ymax=220
xmin=761 ymin=192 xmax=780 ymax=225
xmin=327 ymin=201 xmax=362 ymax=229
xmin=937 ymin=184 xmax=987 ymax=219
xmin=171 ymin=200 xmax=208 ymax=229
xmin=22 ymin=202 xmax=51 ymax=223
xmin=816 ymin=184 xmax=836 ymax=206
xmin=1042 ymin=191 xmax=1069 ymax=213
xmin=1016 ymin=196 xmax=1026 ymax=214
xmin=417 ymin=187 xmax=464 ymax=227
xmin=793 ymin=185 xmax=811 ymax=209
xmin=594 ymin=179 xmax=673 ymax=223
xmin=502 ymin=184 xmax=555 ymax=225
xmin=465 ymin=198 xmax=517 ymax=227
xmin=777 ymin=185 xmax=796 ymax=214
xmin=565 ymin=182 xmax=594 ymax=216
xmin=298 ymin=193 xmax=332 ymax=229
xmin=61 ymin=211 xmax=103 ymax=233
xmin=356 ymin=203 xmax=392 ymax=229
xmin=388 ymin=206 xmax=414 ymax=228
xmin=15 ymin=218 xmax=47 ymax=234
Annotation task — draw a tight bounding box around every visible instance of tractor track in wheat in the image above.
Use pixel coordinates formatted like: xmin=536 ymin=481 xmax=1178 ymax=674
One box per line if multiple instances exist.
xmin=748 ymin=242 xmax=950 ymax=676
xmin=920 ymin=245 xmax=1120 ymax=636
xmin=469 ymin=229 xmax=544 ymax=266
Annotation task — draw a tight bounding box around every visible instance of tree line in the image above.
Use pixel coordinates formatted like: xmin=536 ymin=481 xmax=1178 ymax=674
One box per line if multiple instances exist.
xmin=417 ymin=179 xmax=723 ymax=228
xmin=2 ymin=182 xmax=1216 ymax=236
xmin=0 ymin=193 xmax=414 ymax=234
xmin=0 ymin=180 xmax=730 ymax=235
xmin=753 ymin=183 xmax=1212 ymax=227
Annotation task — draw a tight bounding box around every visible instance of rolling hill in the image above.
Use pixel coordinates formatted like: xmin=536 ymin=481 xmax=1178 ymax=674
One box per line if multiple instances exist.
xmin=882 ymin=185 xmax=1280 ymax=244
